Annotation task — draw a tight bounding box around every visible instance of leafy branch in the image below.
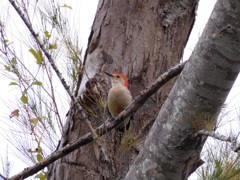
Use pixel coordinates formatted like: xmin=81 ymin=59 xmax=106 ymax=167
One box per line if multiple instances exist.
xmin=8 ymin=0 xmax=72 ymax=98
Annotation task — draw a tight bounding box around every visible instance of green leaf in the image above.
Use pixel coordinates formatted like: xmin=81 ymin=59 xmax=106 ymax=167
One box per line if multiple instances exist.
xmin=12 ymin=58 xmax=17 ymax=65
xmin=30 ymin=118 xmax=40 ymax=126
xmin=32 ymin=81 xmax=42 ymax=86
xmin=29 ymin=48 xmax=43 ymax=65
xmin=23 ymin=89 xmax=27 ymax=95
xmin=9 ymin=82 xmax=18 ymax=86
xmin=60 ymin=4 xmax=72 ymax=9
xmin=36 ymin=153 xmax=43 ymax=162
xmin=35 ymin=172 xmax=47 ymax=180
xmin=20 ymin=94 xmax=28 ymax=104
xmin=4 ymin=65 xmax=10 ymax=71
xmin=44 ymin=31 xmax=51 ymax=38
xmin=49 ymin=43 xmax=57 ymax=49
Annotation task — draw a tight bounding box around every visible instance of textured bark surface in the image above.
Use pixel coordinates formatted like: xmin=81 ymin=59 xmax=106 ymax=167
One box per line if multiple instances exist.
xmin=48 ymin=0 xmax=198 ymax=179
xmin=126 ymin=0 xmax=240 ymax=179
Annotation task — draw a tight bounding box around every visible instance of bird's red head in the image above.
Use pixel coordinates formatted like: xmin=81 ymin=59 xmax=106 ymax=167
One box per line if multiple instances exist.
xmin=113 ymin=73 xmax=128 ymax=87
xmin=105 ymin=72 xmax=129 ymax=88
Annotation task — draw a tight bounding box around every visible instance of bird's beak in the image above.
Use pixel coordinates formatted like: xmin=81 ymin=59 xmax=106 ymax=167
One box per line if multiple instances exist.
xmin=105 ymin=72 xmax=114 ymax=77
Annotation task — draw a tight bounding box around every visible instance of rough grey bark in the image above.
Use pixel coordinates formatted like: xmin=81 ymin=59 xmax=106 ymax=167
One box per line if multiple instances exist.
xmin=125 ymin=0 xmax=240 ymax=179
xmin=48 ymin=0 xmax=198 ymax=179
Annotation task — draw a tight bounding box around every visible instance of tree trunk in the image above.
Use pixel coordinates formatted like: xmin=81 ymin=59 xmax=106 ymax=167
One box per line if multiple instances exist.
xmin=126 ymin=0 xmax=240 ymax=179
xmin=48 ymin=0 xmax=198 ymax=179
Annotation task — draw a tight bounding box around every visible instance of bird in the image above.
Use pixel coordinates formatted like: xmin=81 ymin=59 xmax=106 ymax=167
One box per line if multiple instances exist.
xmin=105 ymin=72 xmax=132 ymax=131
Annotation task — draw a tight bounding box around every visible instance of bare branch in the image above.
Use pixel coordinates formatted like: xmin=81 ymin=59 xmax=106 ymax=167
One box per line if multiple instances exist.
xmin=198 ymin=130 xmax=240 ymax=152
xmin=0 ymin=174 xmax=7 ymax=180
xmin=8 ymin=61 xmax=186 ymax=180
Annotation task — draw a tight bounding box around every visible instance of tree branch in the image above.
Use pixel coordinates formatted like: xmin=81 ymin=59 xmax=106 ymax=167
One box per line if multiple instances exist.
xmin=197 ymin=130 xmax=240 ymax=152
xmin=0 ymin=174 xmax=6 ymax=180
xmin=8 ymin=0 xmax=72 ymax=99
xmin=8 ymin=61 xmax=186 ymax=180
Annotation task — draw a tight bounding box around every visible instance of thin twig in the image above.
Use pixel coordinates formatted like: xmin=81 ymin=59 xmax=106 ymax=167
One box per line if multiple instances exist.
xmin=84 ymin=118 xmax=111 ymax=163
xmin=197 ymin=130 xmax=240 ymax=152
xmin=45 ymin=66 xmax=64 ymax=131
xmin=8 ymin=61 xmax=186 ymax=180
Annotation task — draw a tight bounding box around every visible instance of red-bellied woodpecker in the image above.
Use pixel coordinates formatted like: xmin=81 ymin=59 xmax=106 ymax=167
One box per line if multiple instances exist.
xmin=105 ymin=72 xmax=132 ymax=131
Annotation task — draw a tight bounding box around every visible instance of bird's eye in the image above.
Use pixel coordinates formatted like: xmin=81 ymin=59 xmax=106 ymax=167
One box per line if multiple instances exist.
xmin=116 ymin=75 xmax=120 ymax=78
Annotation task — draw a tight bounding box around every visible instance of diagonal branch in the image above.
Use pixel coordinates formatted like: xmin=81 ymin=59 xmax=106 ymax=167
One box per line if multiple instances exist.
xmin=8 ymin=0 xmax=72 ymax=99
xmin=8 ymin=61 xmax=186 ymax=180
xmin=0 ymin=174 xmax=6 ymax=180
xmin=197 ymin=130 xmax=240 ymax=152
